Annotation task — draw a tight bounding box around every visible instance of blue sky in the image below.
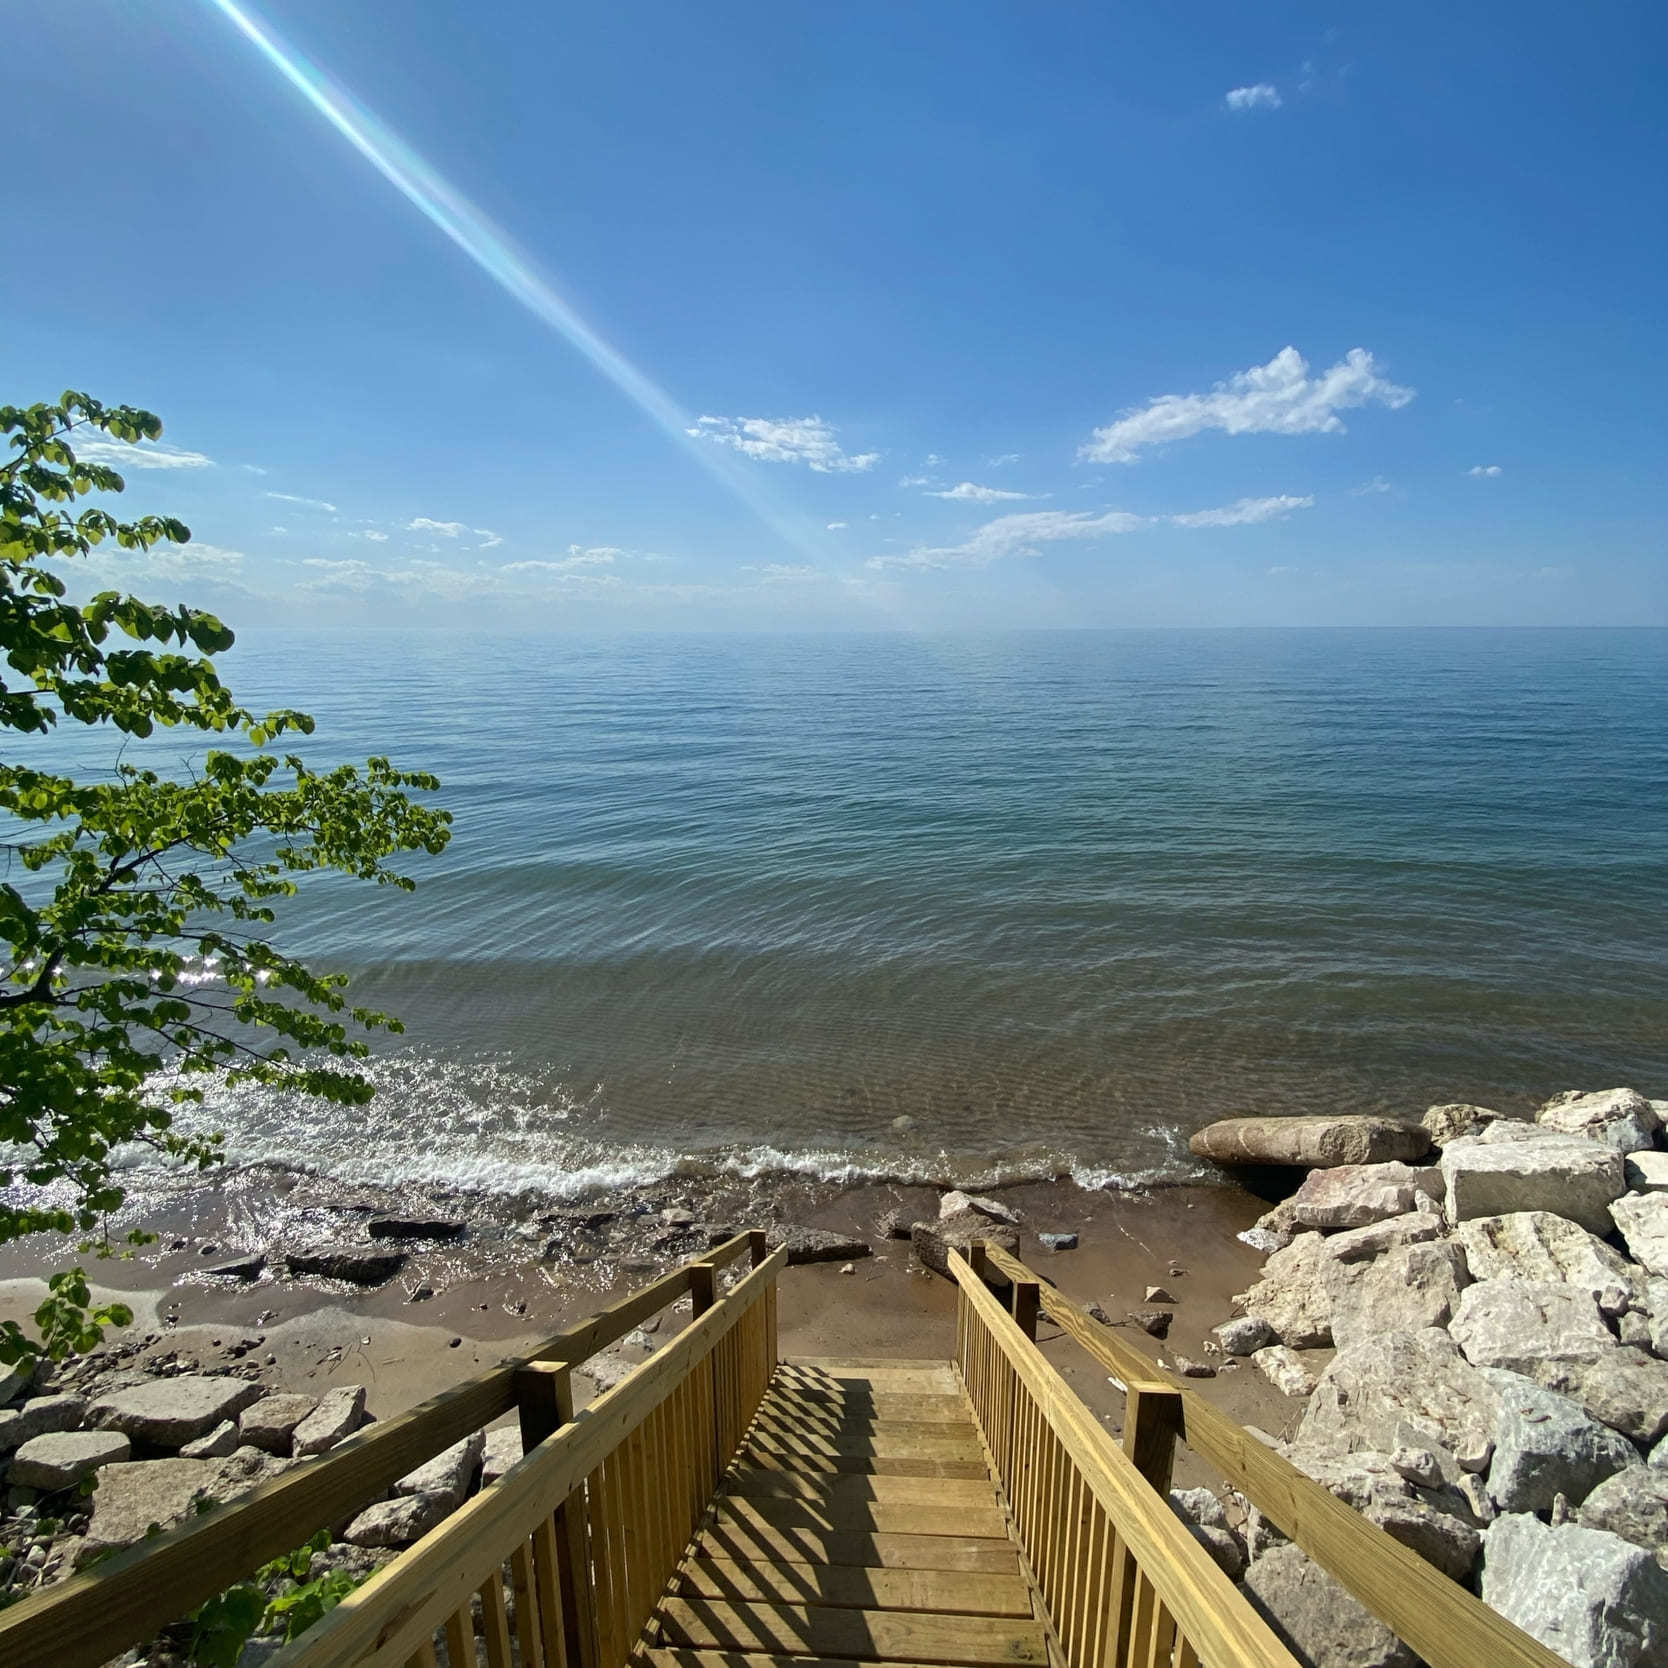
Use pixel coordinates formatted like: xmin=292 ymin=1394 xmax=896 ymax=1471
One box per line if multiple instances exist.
xmin=10 ymin=1 xmax=1667 ymax=627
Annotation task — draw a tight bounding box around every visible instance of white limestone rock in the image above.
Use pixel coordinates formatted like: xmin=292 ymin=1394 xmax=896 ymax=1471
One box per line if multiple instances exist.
xmin=1242 ymin=1543 xmax=1417 ymax=1668
xmin=89 ymin=1376 xmax=264 ymax=1449
xmin=1321 ymin=1210 xmax=1444 ymax=1265
xmin=179 ymin=1420 xmax=240 ymax=1459
xmin=395 ymin=1432 xmax=483 ymax=1512
xmin=1577 ymin=1469 xmax=1668 ymax=1568
xmin=481 ymin=1424 xmax=522 ymax=1484
xmin=1234 ymin=1232 xmax=1336 ymax=1349
xmin=292 ymin=1384 xmax=367 ymax=1458
xmin=1612 ymin=1193 xmax=1668 ymax=1279
xmin=1253 ymin=1345 xmax=1319 ymax=1399
xmin=1189 ymin=1115 xmax=1431 ymax=1169
xmin=1440 ymin=1136 xmax=1625 ymax=1235
xmin=0 ymin=1392 xmax=86 ymax=1453
xmin=1422 ymin=1102 xmax=1504 ymax=1145
xmin=1531 ymin=1350 xmax=1668 ymax=1448
xmin=1481 ymin=1514 xmax=1668 ymax=1668
xmin=1481 ymin=1368 xmax=1640 ymax=1514
xmin=1213 ymin=1314 xmax=1275 ymax=1356
xmin=1327 ymin=1240 xmax=1470 ymax=1351
xmin=1448 ymin=1277 xmax=1615 ymax=1375
xmin=8 ymin=1429 xmax=130 ymax=1490
xmin=1286 ymin=1162 xmax=1443 ymax=1231
xmin=1626 ymin=1152 xmax=1668 ymax=1194
xmin=343 ymin=1491 xmax=453 ymax=1548
xmin=1456 ymin=1211 xmax=1637 ymax=1315
xmin=1538 ymin=1087 xmax=1661 ymax=1154
xmin=82 ymin=1458 xmax=220 ymax=1556
xmin=238 ymin=1392 xmax=318 ymax=1456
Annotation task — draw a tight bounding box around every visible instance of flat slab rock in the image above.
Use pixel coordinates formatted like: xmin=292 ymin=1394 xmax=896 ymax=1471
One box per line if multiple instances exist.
xmin=0 ymin=1392 xmax=87 ymax=1453
xmin=1530 ymin=1350 xmax=1668 ymax=1449
xmin=1538 ymin=1087 xmax=1661 ymax=1154
xmin=9 ymin=1428 xmax=131 ymax=1490
xmin=82 ymin=1457 xmax=221 ymax=1556
xmin=395 ymin=1431 xmax=483 ymax=1511
xmin=1440 ymin=1137 xmax=1625 ymax=1236
xmin=767 ymin=1226 xmax=872 ymax=1265
xmin=89 ymin=1375 xmax=264 ymax=1448
xmin=1611 ymin=1193 xmax=1668 ymax=1279
xmin=1189 ymin=1115 xmax=1431 ymax=1169
xmin=1448 ymin=1277 xmax=1615 ymax=1375
xmin=284 ymin=1244 xmax=407 ymax=1285
xmin=911 ymin=1210 xmax=1019 ymax=1279
xmin=1481 ymin=1513 xmax=1668 ymax=1668
xmin=1456 ymin=1210 xmax=1636 ymax=1314
xmin=1287 ymin=1161 xmax=1442 ymax=1230
xmin=367 ymin=1215 xmax=466 ymax=1241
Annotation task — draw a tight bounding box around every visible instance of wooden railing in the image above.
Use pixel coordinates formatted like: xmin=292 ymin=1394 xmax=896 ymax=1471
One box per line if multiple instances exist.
xmin=0 ymin=1230 xmax=774 ymax=1668
xmin=952 ymin=1251 xmax=1300 ymax=1668
xmin=969 ymin=1241 xmax=1568 ymax=1668
xmin=275 ymin=1241 xmax=785 ymax=1668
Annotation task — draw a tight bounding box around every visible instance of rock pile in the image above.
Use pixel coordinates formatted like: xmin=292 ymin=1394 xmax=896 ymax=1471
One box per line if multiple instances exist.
xmin=1195 ymin=1090 xmax=1668 ymax=1668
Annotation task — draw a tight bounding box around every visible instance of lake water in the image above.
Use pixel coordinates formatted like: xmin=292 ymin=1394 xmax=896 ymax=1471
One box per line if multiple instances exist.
xmin=50 ymin=628 xmax=1668 ymax=1201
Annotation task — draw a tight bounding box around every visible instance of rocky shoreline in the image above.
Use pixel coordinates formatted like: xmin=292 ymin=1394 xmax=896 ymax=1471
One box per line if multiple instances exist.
xmin=1183 ymin=1086 xmax=1668 ymax=1667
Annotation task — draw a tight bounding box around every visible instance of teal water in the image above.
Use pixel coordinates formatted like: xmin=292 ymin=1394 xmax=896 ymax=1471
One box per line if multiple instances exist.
xmin=51 ymin=628 xmax=1668 ymax=1199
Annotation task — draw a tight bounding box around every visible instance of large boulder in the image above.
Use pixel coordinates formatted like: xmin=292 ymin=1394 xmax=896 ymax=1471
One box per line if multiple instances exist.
xmin=1328 ymin=1241 xmax=1470 ymax=1351
xmin=343 ymin=1492 xmax=453 ymax=1549
xmin=1242 ymin=1543 xmax=1417 ymax=1668
xmin=910 ymin=1210 xmax=1018 ymax=1279
xmin=284 ymin=1245 xmax=406 ymax=1286
xmin=1235 ymin=1233 xmax=1336 ymax=1348
xmin=9 ymin=1429 xmax=130 ymax=1491
xmin=1286 ymin=1163 xmax=1442 ymax=1231
xmin=1539 ymin=1088 xmax=1661 ymax=1154
xmin=1481 ymin=1514 xmax=1668 ymax=1668
xmin=769 ymin=1226 xmax=873 ymax=1265
xmin=1532 ymin=1351 xmax=1668 ymax=1448
xmin=1456 ymin=1211 xmax=1637 ymax=1315
xmin=1254 ymin=1346 xmax=1319 ymax=1399
xmin=1626 ymin=1153 xmax=1668 ymax=1194
xmin=89 ymin=1376 xmax=264 ymax=1449
xmin=238 ymin=1393 xmax=318 ymax=1457
xmin=1298 ymin=1329 xmax=1501 ymax=1473
xmin=1189 ymin=1115 xmax=1430 ymax=1169
xmin=1611 ymin=1194 xmax=1668 ymax=1279
xmin=1578 ymin=1469 xmax=1668 ymax=1566
xmin=1322 ymin=1210 xmax=1444 ymax=1265
xmin=82 ymin=1458 xmax=221 ymax=1557
xmin=292 ymin=1385 xmax=367 ymax=1457
xmin=1448 ymin=1278 xmax=1615 ymax=1375
xmin=367 ymin=1215 xmax=465 ymax=1241
xmin=1440 ymin=1137 xmax=1625 ymax=1236
xmin=395 ymin=1432 xmax=483 ymax=1512
xmin=0 ymin=1393 xmax=86 ymax=1453
xmin=1481 ymin=1369 xmax=1640 ymax=1514
xmin=1422 ymin=1102 xmax=1504 ymax=1145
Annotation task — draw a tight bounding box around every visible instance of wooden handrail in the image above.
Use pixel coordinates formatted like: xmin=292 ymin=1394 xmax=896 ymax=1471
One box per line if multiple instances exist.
xmin=952 ymin=1251 xmax=1299 ymax=1668
xmin=276 ymin=1243 xmax=789 ymax=1668
xmin=0 ymin=1230 xmax=765 ymax=1668
xmin=974 ymin=1240 xmax=1568 ymax=1668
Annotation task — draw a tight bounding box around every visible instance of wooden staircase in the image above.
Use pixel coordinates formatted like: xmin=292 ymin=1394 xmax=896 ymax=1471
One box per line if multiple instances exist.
xmin=646 ymin=1357 xmax=1048 ymax=1668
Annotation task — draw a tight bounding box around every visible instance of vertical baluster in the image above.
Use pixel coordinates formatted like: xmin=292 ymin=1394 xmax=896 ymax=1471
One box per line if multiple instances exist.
xmin=443 ymin=1602 xmax=475 ymax=1668
xmin=531 ymin=1517 xmax=570 ymax=1668
xmin=595 ymin=1457 xmax=629 ymax=1668
xmin=1125 ymin=1572 xmax=1157 ymax=1668
xmin=405 ymin=1641 xmax=439 ymax=1668
xmin=1145 ymin=1595 xmax=1176 ymax=1668
xmin=1174 ymin=1636 xmax=1200 ymax=1668
xmin=478 ymin=1570 xmax=514 ymax=1668
xmin=511 ymin=1539 xmax=547 ymax=1668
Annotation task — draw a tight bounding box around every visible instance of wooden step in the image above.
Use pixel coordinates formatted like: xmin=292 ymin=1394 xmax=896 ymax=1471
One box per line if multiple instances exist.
xmin=715 ymin=1495 xmax=1010 ymax=1543
xmin=750 ymin=1409 xmax=980 ymax=1445
xmin=725 ymin=1472 xmax=995 ymax=1507
xmin=762 ymin=1390 xmax=970 ymax=1423
xmin=746 ymin=1426 xmax=985 ymax=1462
xmin=778 ymin=1363 xmax=962 ymax=1396
xmin=677 ymin=1557 xmax=1033 ymax=1619
xmin=647 ymin=1652 xmax=1011 ymax=1668
xmin=740 ymin=1446 xmax=989 ymax=1481
xmin=694 ymin=1524 xmax=1020 ymax=1576
xmin=655 ymin=1598 xmax=1047 ymax=1667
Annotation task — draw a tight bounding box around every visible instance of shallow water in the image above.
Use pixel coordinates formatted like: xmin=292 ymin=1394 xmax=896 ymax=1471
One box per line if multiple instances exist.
xmin=40 ymin=627 xmax=1668 ymax=1199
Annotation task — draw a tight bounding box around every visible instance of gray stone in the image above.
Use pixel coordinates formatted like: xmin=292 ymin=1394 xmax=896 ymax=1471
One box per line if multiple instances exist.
xmin=8 ymin=1429 xmax=130 ymax=1490
xmin=395 ymin=1432 xmax=483 ymax=1511
xmin=769 ymin=1226 xmax=872 ymax=1265
xmin=1481 ymin=1368 xmax=1640 ymax=1514
xmin=1539 ymin=1087 xmax=1662 ymax=1154
xmin=1422 ymin=1102 xmax=1504 ymax=1145
xmin=1449 ymin=1277 xmax=1615 ymax=1374
xmin=343 ymin=1492 xmax=453 ymax=1548
xmin=0 ymin=1393 xmax=86 ymax=1453
xmin=1037 ymin=1232 xmax=1078 ymax=1252
xmin=1328 ymin=1241 xmax=1470 ymax=1351
xmin=937 ymin=1191 xmax=1022 ymax=1226
xmin=1532 ymin=1350 xmax=1668 ymax=1448
xmin=0 ymin=1359 xmax=32 ymax=1407
xmin=292 ymin=1384 xmax=367 ymax=1457
xmin=284 ymin=1244 xmax=406 ymax=1285
xmin=202 ymin=1252 xmax=266 ymax=1281
xmin=1242 ymin=1543 xmax=1417 ymax=1668
xmin=89 ymin=1376 xmax=263 ymax=1448
xmin=1612 ymin=1194 xmax=1668 ymax=1279
xmin=366 ymin=1215 xmax=465 ymax=1241
xmin=1389 ymin=1446 xmax=1443 ymax=1489
xmin=1298 ymin=1329 xmax=1501 ymax=1473
xmin=481 ymin=1425 xmax=521 ymax=1484
xmin=206 ymin=1445 xmax=289 ymax=1504
xmin=238 ymin=1393 xmax=318 ymax=1456
xmin=1441 ymin=1136 xmax=1627 ymax=1236
xmin=1235 ymin=1232 xmax=1336 ymax=1348
xmin=1626 ymin=1152 xmax=1668 ymax=1194
xmin=1188 ymin=1522 xmax=1245 ymax=1580
xmin=1481 ymin=1513 xmax=1668 ymax=1668
xmin=1321 ymin=1210 xmax=1445 ymax=1264
xmin=1189 ymin=1115 xmax=1430 ymax=1169
xmin=1169 ymin=1486 xmax=1231 ymax=1531
xmin=180 ymin=1420 xmax=240 ymax=1460
xmin=1456 ymin=1211 xmax=1636 ymax=1315
xmin=1214 ymin=1314 xmax=1276 ymax=1356
xmin=1254 ymin=1346 xmax=1319 ymax=1399
xmin=1578 ymin=1469 xmax=1668 ymax=1567
xmin=1287 ymin=1162 xmax=1442 ymax=1230
xmin=910 ymin=1210 xmax=1018 ymax=1279
xmin=82 ymin=1458 xmax=219 ymax=1555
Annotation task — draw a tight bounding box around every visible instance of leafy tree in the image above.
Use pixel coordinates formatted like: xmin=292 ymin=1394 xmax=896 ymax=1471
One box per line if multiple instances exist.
xmin=0 ymin=392 xmax=451 ymax=1362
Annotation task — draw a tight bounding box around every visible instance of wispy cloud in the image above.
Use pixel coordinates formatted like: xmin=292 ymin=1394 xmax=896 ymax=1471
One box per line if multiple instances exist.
xmin=476 ymin=530 xmax=502 ymax=549
xmin=240 ymin=464 xmax=269 ymax=476
xmin=72 ymin=434 xmax=214 ymax=470
xmin=1468 ymin=464 xmax=1503 ymax=478
xmin=897 ymin=475 xmax=932 ymax=488
xmin=360 ymin=529 xmax=390 ymax=542
xmin=688 ymin=415 xmax=879 ymax=473
xmin=1168 ymin=494 xmax=1313 ymax=528
xmin=1352 ymin=476 xmax=1394 ymax=496
xmin=985 ymin=453 xmax=1021 ymax=468
xmin=500 ymin=545 xmax=623 ymax=575
xmin=265 ymin=490 xmax=337 ymax=512
xmin=406 ymin=517 xmax=469 ymax=536
xmin=1080 ymin=347 xmax=1414 ymax=464
xmin=924 ymin=481 xmax=1046 ymax=504
xmin=1225 ymin=83 xmax=1282 ymax=113
xmin=826 ymin=521 xmax=848 ymax=530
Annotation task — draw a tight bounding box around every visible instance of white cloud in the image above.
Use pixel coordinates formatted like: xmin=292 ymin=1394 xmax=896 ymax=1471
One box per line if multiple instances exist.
xmin=72 ymin=434 xmax=214 ymax=470
xmin=271 ymin=525 xmax=288 ymax=534
xmin=500 ymin=545 xmax=623 ymax=575
xmin=826 ymin=521 xmax=848 ymax=530
xmin=1352 ymin=476 xmax=1394 ymax=496
xmin=1267 ymin=564 xmax=1298 ymax=576
xmin=360 ymin=529 xmax=390 ymax=542
xmin=1225 ymin=83 xmax=1282 ymax=112
xmin=925 ymin=482 xmax=1046 ymax=504
xmin=477 ymin=531 xmax=502 ymax=549
xmin=406 ymin=517 xmax=470 ymax=536
xmin=1468 ymin=464 xmax=1503 ymax=478
xmin=897 ymin=475 xmax=931 ymax=488
xmin=688 ymin=415 xmax=878 ymax=473
xmin=923 ymin=453 xmax=943 ymax=467
xmin=240 ymin=464 xmax=269 ymax=476
xmin=741 ymin=563 xmax=821 ymax=581
xmin=986 ymin=453 xmax=1021 ymax=467
xmin=1168 ymin=494 xmax=1313 ymax=528
xmin=265 ymin=490 xmax=337 ymax=513
xmin=1080 ymin=347 xmax=1415 ymax=464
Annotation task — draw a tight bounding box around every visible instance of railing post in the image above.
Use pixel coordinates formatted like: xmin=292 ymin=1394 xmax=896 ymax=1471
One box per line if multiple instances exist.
xmin=1123 ymin=1381 xmax=1185 ymax=1494
xmin=1010 ymin=1276 xmax=1041 ymax=1342
xmin=747 ymin=1228 xmax=769 ymax=1266
xmin=515 ymin=1361 xmax=598 ymax=1668
xmin=689 ymin=1259 xmax=718 ymax=1317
